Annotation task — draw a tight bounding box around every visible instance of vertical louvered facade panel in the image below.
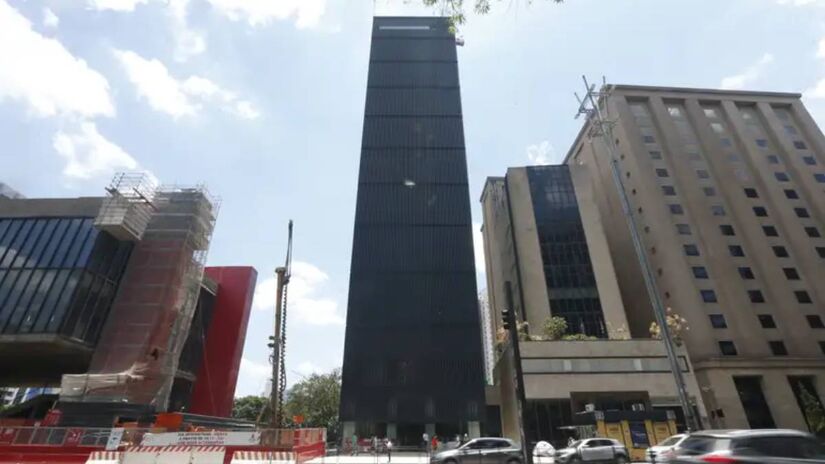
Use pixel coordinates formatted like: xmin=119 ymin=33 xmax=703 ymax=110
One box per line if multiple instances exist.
xmin=340 ymin=17 xmax=485 ymax=438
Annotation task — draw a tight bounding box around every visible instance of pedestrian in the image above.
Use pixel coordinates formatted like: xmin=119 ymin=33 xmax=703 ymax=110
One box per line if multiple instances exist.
xmin=352 ymin=433 xmax=358 ymax=456
xmin=463 ymin=433 xmax=469 ymax=444
xmin=423 ymin=432 xmax=430 ymax=456
xmin=432 ymin=435 xmax=438 ymax=453
xmin=386 ymin=438 xmax=393 ymax=462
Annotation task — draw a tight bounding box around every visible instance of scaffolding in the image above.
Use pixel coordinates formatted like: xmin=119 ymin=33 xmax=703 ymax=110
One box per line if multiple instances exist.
xmin=94 ymin=173 xmax=157 ymax=242
xmin=62 ymin=174 xmax=220 ymax=411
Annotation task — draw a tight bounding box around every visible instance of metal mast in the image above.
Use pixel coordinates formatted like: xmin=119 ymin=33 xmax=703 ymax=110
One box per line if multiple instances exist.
xmin=260 ymin=220 xmax=293 ymax=427
xmin=574 ymin=76 xmax=700 ymax=431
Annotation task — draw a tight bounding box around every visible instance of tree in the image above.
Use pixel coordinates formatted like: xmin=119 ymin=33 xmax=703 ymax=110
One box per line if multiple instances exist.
xmin=542 ymin=316 xmax=567 ymax=340
xmin=232 ymin=395 xmax=268 ymax=422
xmin=800 ymin=386 xmax=825 ymax=435
xmin=422 ymin=0 xmax=565 ymax=29
xmin=283 ymin=368 xmax=342 ymax=440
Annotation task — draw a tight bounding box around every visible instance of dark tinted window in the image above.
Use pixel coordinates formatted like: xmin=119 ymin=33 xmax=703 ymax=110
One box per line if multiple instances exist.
xmin=656 ymin=168 xmax=669 ymax=177
xmin=748 ymin=290 xmax=765 ymax=303
xmin=775 ymin=172 xmax=790 ymax=182
xmin=676 ymin=224 xmax=691 ymax=235
xmin=795 ymin=207 xmax=810 ymax=218
xmin=709 ymin=314 xmax=727 ymax=329
xmin=773 ymin=246 xmax=789 ymax=258
xmin=769 ymin=341 xmax=788 ymax=356
xmin=720 ymin=225 xmax=735 ymax=236
xmin=738 ymin=267 xmax=755 ymax=279
xmin=753 ymin=206 xmax=768 ymax=217
xmin=744 ymin=188 xmax=758 ymax=198
xmin=701 ymin=290 xmax=717 ymax=303
xmin=796 ymin=290 xmax=813 ymax=304
xmin=669 ymin=204 xmax=684 ymax=215
xmin=684 ymin=244 xmax=699 ymax=256
xmin=703 ymin=187 xmax=716 ymax=196
xmin=762 ymin=225 xmax=778 ymax=237
xmin=783 ymin=268 xmax=800 ymax=280
xmin=785 ymin=189 xmax=799 ymax=199
xmin=662 ymin=186 xmax=676 ymax=196
xmin=720 ymin=341 xmax=737 ymax=356
xmin=733 ymin=435 xmax=825 ymax=459
xmin=692 ymin=266 xmax=708 ymax=279
xmin=807 ymin=315 xmax=824 ymax=329
xmin=803 ymin=156 xmax=817 ymax=166
xmin=729 ymin=245 xmax=745 ymax=257
xmin=758 ymin=315 xmax=776 ymax=329
xmin=805 ymin=227 xmax=821 ymax=238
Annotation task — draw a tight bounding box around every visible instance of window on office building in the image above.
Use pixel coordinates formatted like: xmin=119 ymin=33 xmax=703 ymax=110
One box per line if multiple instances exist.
xmin=785 ymin=189 xmax=799 ymax=199
xmin=720 ymin=225 xmax=735 ymax=236
xmin=795 ymin=207 xmax=810 ymax=218
xmin=662 ymin=185 xmax=676 ymax=196
xmin=788 ymin=376 xmax=825 ymax=433
xmin=734 ymin=376 xmax=776 ymax=428
xmin=669 ymin=204 xmax=684 ymax=215
xmin=711 ymin=205 xmax=726 ymax=216
xmin=709 ymin=314 xmax=727 ymax=329
xmin=817 ymin=247 xmax=825 ymax=258
xmin=807 ymin=315 xmax=825 ymax=329
xmin=738 ymin=267 xmax=755 ymax=279
xmin=756 ymin=139 xmax=769 ymax=148
xmin=684 ymin=244 xmax=700 ymax=256
xmin=796 ymin=290 xmax=813 ymax=304
xmin=701 ymin=290 xmax=718 ymax=303
xmin=720 ymin=341 xmax=738 ymax=356
xmin=805 ymin=227 xmax=821 ymax=238
xmin=753 ymin=206 xmax=768 ymax=217
xmin=758 ymin=314 xmax=777 ymax=329
xmin=773 ymin=246 xmax=789 ymax=258
xmin=676 ymin=224 xmax=692 ymax=235
xmin=692 ymin=266 xmax=709 ymax=279
xmin=770 ymin=341 xmax=789 ymax=356
xmin=767 ymin=155 xmax=780 ymax=164
xmin=703 ymin=186 xmax=716 ymax=196
xmin=643 ymin=135 xmax=656 ymax=144
xmin=744 ymin=188 xmax=759 ymax=198
xmin=803 ymin=156 xmax=817 ymax=166
xmin=763 ymin=225 xmax=778 ymax=237
xmin=697 ymin=169 xmax=710 ymax=179
xmin=729 ymin=245 xmax=745 ymax=257
xmin=650 ymin=150 xmax=662 ymax=160
xmin=815 ymin=173 xmax=825 ymax=183
xmin=794 ymin=141 xmax=808 ymax=150
xmin=748 ymin=290 xmax=766 ymax=303
xmin=783 ymin=268 xmax=800 ymax=280
xmin=656 ymin=168 xmax=669 ymax=177
xmin=820 ymin=342 xmax=825 ymax=355
xmin=775 ymin=172 xmax=790 ymax=182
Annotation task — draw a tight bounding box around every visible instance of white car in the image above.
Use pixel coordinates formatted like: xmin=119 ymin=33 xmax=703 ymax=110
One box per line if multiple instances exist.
xmin=554 ymin=438 xmax=629 ymax=464
xmin=534 ymin=441 xmax=556 ymax=457
xmin=645 ymin=434 xmax=686 ymax=463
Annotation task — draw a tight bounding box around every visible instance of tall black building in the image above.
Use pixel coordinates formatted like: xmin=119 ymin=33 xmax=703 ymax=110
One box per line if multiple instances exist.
xmin=340 ymin=17 xmax=485 ymax=444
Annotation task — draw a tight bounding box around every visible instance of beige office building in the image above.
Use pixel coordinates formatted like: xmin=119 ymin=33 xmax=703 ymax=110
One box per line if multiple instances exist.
xmin=480 ymin=166 xmax=706 ymax=447
xmin=565 ymin=85 xmax=825 ymax=431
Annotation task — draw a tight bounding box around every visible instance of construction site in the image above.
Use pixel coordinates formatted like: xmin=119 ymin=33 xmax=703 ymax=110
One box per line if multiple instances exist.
xmin=0 ymin=173 xmax=323 ymax=464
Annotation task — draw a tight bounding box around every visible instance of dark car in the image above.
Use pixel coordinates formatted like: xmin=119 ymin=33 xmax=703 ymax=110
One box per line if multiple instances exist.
xmin=670 ymin=429 xmax=825 ymax=463
xmin=430 ymin=438 xmax=523 ymax=464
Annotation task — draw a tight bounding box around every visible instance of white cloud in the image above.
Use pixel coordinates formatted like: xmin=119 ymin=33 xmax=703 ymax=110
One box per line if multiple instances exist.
xmin=472 ymin=222 xmax=485 ymax=276
xmin=167 ymin=0 xmax=205 ymax=61
xmin=526 ymin=140 xmax=555 ymax=165
xmin=53 ymin=122 xmax=140 ymax=180
xmin=205 ymin=0 xmax=326 ymax=28
xmin=43 ymin=8 xmax=59 ymax=28
xmin=253 ymin=261 xmax=344 ymax=326
xmin=720 ymin=53 xmax=774 ymax=90
xmin=113 ymin=49 xmax=259 ymax=119
xmin=296 ymin=361 xmax=322 ymax=377
xmin=233 ymin=100 xmax=261 ymax=120
xmin=776 ymin=0 xmax=822 ymax=5
xmin=0 ymin=0 xmax=114 ymax=118
xmin=86 ymin=0 xmax=149 ymax=12
xmin=237 ymin=357 xmax=271 ymax=397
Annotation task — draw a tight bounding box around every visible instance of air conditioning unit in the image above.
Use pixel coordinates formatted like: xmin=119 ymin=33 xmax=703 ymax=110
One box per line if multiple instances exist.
xmin=585 ymin=403 xmax=596 ymax=412
xmin=632 ymin=403 xmax=646 ymax=412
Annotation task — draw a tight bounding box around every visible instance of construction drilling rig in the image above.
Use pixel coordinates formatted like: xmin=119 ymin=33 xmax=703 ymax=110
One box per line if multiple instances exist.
xmin=259 ymin=220 xmax=293 ymax=427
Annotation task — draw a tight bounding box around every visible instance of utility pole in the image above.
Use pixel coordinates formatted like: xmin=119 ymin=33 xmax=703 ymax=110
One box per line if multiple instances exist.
xmin=503 ymin=282 xmax=533 ymax=464
xmin=574 ymin=76 xmax=700 ymax=431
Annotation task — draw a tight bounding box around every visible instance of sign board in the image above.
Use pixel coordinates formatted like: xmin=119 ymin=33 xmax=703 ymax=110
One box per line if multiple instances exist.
xmin=141 ymin=431 xmax=261 ymax=447
xmin=106 ymin=428 xmax=125 ymax=450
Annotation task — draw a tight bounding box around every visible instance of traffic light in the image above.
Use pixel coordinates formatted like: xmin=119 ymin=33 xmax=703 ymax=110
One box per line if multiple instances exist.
xmin=267 ymin=335 xmax=276 ymax=349
xmin=501 ymin=309 xmax=511 ymax=330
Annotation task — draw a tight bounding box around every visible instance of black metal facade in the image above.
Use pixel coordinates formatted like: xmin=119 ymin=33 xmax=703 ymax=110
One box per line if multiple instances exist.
xmin=526 ymin=166 xmax=607 ymax=338
xmin=340 ymin=17 xmax=485 ymax=434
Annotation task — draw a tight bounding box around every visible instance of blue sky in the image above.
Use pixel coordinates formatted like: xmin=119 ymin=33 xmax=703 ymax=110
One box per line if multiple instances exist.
xmin=1 ymin=0 xmax=824 ymax=397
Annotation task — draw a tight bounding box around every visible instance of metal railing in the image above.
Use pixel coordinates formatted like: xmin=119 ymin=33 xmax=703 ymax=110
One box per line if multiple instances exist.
xmin=0 ymin=427 xmax=150 ymax=447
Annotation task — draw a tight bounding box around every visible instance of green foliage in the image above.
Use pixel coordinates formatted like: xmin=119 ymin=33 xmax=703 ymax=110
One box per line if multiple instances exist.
xmin=542 ymin=316 xmax=568 ymax=340
xmin=800 ymin=386 xmax=825 ymax=434
xmin=422 ymin=0 xmax=564 ymax=30
xmin=561 ymin=333 xmax=598 ymax=341
xmin=283 ymin=368 xmax=342 ymax=440
xmin=232 ymin=395 xmax=268 ymax=422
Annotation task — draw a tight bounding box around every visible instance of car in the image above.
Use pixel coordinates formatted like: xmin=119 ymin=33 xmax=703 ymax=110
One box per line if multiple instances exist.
xmin=669 ymin=429 xmax=825 ymax=463
xmin=534 ymin=440 xmax=556 ymax=457
xmin=554 ymin=438 xmax=629 ymax=464
xmin=431 ymin=437 xmax=523 ymax=464
xmin=646 ymin=434 xmax=687 ymax=463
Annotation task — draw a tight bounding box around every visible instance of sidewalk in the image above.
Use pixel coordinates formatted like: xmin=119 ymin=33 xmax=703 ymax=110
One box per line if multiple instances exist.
xmin=305 ymin=454 xmax=557 ymax=464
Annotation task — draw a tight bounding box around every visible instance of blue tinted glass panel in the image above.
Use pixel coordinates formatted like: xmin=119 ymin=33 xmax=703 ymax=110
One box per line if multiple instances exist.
xmin=84 ymin=283 xmax=114 ymax=342
xmin=25 ymin=219 xmax=58 ymax=268
xmin=0 ymin=270 xmax=18 ymax=311
xmin=0 ymin=270 xmax=29 ymax=329
xmin=71 ymin=275 xmax=105 ymax=339
xmin=47 ymin=219 xmax=82 ymax=268
xmin=19 ymin=270 xmax=55 ymax=333
xmin=12 ymin=220 xmax=46 ymax=268
xmin=4 ymin=270 xmax=42 ymax=333
xmin=32 ymin=270 xmax=70 ymax=333
xmin=76 ymin=228 xmax=99 ymax=268
xmin=1 ymin=220 xmax=33 ymax=268
xmin=46 ymin=270 xmax=80 ymax=332
xmin=0 ymin=220 xmax=23 ymax=266
xmin=60 ymin=271 xmax=93 ymax=337
xmin=35 ymin=219 xmax=69 ymax=267
xmin=60 ymin=219 xmax=90 ymax=268
xmin=0 ymin=220 xmax=11 ymax=245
